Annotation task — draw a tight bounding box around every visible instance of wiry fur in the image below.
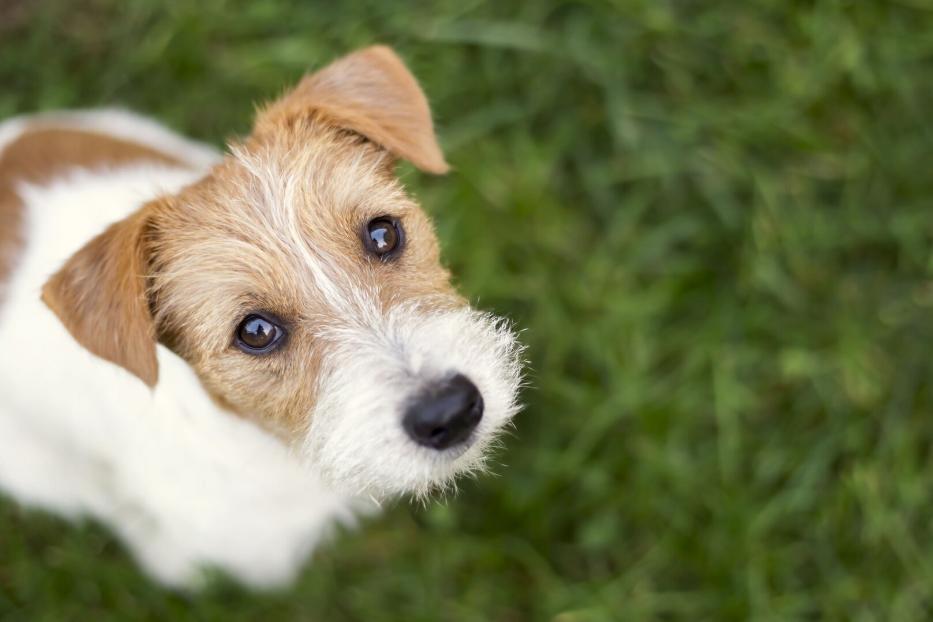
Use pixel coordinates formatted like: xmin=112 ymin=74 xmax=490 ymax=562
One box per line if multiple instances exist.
xmin=0 ymin=46 xmax=523 ymax=587
xmin=306 ymin=303 xmax=524 ymax=499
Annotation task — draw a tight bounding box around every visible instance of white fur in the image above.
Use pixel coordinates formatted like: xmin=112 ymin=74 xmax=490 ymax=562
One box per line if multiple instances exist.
xmin=306 ymin=302 xmax=523 ymax=499
xmin=0 ymin=111 xmax=357 ymax=587
xmin=0 ymin=110 xmax=522 ymax=587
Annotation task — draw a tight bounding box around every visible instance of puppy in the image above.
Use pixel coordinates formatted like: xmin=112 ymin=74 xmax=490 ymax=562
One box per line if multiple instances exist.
xmin=0 ymin=46 xmax=522 ymax=588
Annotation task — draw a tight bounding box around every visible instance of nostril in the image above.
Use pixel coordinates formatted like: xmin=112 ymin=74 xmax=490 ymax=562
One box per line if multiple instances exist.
xmin=466 ymin=393 xmax=484 ymax=423
xmin=403 ymin=374 xmax=484 ymax=450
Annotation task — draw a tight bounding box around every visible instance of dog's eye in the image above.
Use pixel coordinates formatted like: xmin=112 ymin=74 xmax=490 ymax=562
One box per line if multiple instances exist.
xmin=364 ymin=217 xmax=402 ymax=257
xmin=235 ymin=314 xmax=285 ymax=354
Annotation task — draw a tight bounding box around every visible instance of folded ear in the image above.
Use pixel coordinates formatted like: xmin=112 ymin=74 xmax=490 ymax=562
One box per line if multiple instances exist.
xmin=41 ymin=208 xmax=158 ymax=387
xmin=256 ymin=45 xmax=449 ymax=174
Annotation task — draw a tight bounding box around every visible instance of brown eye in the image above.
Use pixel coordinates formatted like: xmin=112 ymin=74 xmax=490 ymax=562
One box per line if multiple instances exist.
xmin=235 ymin=314 xmax=285 ymax=354
xmin=364 ymin=217 xmax=402 ymax=257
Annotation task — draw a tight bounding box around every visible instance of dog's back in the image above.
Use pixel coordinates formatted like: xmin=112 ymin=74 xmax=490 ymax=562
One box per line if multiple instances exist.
xmin=0 ymin=111 xmax=217 ymax=301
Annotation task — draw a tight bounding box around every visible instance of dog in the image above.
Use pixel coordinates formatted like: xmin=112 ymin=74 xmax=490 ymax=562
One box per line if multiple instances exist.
xmin=0 ymin=45 xmax=523 ymax=588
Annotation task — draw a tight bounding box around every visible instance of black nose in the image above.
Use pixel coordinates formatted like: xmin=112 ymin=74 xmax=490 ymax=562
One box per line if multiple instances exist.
xmin=403 ymin=374 xmax=484 ymax=450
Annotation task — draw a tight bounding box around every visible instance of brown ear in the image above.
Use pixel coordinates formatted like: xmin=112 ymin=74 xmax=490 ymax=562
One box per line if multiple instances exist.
xmin=257 ymin=45 xmax=449 ymax=174
xmin=41 ymin=208 xmax=158 ymax=387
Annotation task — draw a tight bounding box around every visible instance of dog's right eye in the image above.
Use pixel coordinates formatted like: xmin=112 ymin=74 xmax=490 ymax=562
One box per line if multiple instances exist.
xmin=235 ymin=314 xmax=285 ymax=354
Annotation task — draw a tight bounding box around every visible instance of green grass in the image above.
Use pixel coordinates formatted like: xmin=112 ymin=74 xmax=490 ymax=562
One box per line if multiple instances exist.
xmin=2 ymin=0 xmax=933 ymax=619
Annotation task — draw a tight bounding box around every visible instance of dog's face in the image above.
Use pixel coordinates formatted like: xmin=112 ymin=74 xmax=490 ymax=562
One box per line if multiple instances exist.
xmin=42 ymin=46 xmax=523 ymax=499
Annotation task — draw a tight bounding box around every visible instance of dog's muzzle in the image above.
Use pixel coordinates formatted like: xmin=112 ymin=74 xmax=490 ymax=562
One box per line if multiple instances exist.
xmin=402 ymin=374 xmax=484 ymax=450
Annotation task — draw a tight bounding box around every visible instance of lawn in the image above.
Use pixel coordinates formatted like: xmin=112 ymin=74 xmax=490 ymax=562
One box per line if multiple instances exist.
xmin=2 ymin=0 xmax=933 ymax=620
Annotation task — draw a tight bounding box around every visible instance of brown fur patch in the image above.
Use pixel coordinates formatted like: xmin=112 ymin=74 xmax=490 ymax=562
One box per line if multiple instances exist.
xmin=0 ymin=126 xmax=182 ymax=301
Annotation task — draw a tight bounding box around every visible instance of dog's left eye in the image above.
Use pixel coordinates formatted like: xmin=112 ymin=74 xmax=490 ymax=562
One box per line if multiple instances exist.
xmin=363 ymin=217 xmax=402 ymax=257
xmin=235 ymin=314 xmax=285 ymax=354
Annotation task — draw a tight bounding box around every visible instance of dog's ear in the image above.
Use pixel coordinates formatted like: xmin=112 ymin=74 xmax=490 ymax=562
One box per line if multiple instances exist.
xmin=42 ymin=206 xmax=158 ymax=387
xmin=256 ymin=45 xmax=449 ymax=174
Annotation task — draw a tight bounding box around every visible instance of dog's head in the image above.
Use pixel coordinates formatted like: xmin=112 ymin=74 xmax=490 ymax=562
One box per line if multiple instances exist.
xmin=41 ymin=46 xmax=523 ymax=499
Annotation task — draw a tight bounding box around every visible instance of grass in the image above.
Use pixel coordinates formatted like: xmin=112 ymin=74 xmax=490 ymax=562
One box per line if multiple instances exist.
xmin=2 ymin=0 xmax=933 ymax=619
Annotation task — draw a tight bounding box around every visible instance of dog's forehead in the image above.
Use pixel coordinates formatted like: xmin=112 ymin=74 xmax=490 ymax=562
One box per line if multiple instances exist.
xmin=175 ymin=128 xmax=421 ymax=253
xmin=231 ymin=134 xmax=402 ymax=212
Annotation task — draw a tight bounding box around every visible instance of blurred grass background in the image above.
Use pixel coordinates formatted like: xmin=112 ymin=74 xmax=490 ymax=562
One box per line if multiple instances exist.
xmin=2 ymin=0 xmax=933 ymax=620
